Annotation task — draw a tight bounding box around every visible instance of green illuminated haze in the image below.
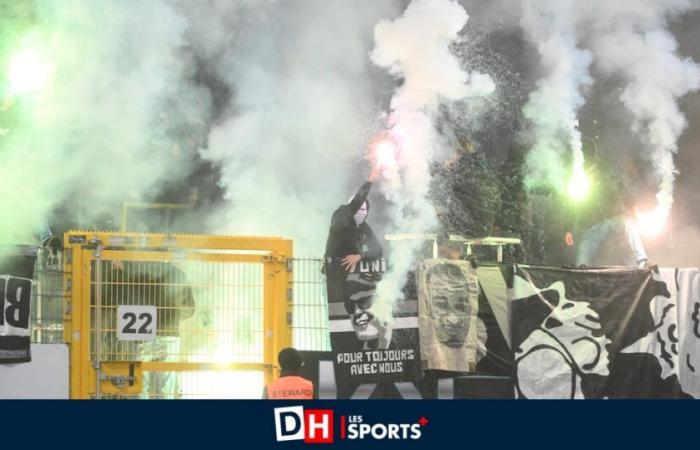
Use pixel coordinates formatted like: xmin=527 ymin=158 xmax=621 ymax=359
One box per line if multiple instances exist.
xmin=0 ymin=0 xmax=210 ymax=244
xmin=0 ymin=0 xmax=697 ymax=254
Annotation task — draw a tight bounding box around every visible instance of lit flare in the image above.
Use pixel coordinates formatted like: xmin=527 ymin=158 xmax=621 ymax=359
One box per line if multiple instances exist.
xmin=373 ymin=138 xmax=398 ymax=171
xmin=635 ymin=204 xmax=669 ymax=237
xmin=567 ymin=166 xmax=591 ymax=202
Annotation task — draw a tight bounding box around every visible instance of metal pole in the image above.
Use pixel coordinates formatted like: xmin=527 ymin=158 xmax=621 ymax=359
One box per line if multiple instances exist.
xmin=36 ymin=249 xmax=42 ymax=343
xmin=93 ymin=243 xmax=103 ymax=399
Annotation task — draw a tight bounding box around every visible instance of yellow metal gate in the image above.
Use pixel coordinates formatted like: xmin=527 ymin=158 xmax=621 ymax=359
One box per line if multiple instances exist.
xmin=63 ymin=232 xmax=292 ymax=399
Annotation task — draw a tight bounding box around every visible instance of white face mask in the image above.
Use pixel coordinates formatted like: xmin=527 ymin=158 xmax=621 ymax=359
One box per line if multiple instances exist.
xmin=354 ymin=202 xmax=368 ymax=225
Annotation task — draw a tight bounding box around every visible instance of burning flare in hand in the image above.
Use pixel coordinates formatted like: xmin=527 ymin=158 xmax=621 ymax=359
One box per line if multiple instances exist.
xmin=368 ymin=135 xmax=399 ymax=177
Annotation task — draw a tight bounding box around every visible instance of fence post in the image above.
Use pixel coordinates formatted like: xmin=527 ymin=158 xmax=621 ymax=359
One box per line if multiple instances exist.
xmin=263 ymin=239 xmax=293 ymax=386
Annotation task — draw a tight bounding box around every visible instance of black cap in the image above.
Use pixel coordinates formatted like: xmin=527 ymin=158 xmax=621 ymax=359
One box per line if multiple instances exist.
xmin=278 ymin=347 xmax=303 ymax=372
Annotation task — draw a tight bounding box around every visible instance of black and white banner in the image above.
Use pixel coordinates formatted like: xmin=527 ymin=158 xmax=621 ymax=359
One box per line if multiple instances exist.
xmin=418 ymin=259 xmax=480 ymax=372
xmin=326 ymin=257 xmax=420 ymax=390
xmin=0 ymin=246 xmax=36 ymax=363
xmin=511 ymin=265 xmax=692 ymax=399
xmin=325 ymin=260 xmax=700 ymax=398
xmin=621 ymin=268 xmax=700 ymax=398
xmin=298 ymin=350 xmax=513 ymax=399
xmin=474 ymin=263 xmax=513 ymax=377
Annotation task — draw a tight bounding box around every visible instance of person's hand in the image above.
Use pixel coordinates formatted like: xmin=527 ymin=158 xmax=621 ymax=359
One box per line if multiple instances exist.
xmin=368 ymin=167 xmax=380 ymax=183
xmin=341 ymin=254 xmax=361 ymax=272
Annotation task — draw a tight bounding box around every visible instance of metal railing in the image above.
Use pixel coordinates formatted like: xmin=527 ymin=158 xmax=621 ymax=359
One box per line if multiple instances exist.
xmin=31 ymin=248 xmax=67 ymax=344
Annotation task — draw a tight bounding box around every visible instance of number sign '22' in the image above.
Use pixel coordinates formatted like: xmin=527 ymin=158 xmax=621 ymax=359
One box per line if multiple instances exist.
xmin=116 ymin=305 xmax=157 ymax=341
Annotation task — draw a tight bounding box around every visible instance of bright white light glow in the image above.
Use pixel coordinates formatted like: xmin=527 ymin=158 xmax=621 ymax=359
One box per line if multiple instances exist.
xmin=374 ymin=139 xmax=398 ymax=170
xmin=635 ymin=205 xmax=669 ymax=237
xmin=8 ymin=49 xmax=54 ymax=95
xmin=567 ymin=166 xmax=591 ymax=202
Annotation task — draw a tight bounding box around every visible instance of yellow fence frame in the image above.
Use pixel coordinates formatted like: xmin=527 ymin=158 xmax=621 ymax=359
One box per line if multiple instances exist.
xmin=63 ymin=231 xmax=293 ymax=399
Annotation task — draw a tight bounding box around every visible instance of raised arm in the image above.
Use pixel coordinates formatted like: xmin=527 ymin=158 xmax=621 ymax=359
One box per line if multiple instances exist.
xmin=347 ymin=181 xmax=372 ymax=216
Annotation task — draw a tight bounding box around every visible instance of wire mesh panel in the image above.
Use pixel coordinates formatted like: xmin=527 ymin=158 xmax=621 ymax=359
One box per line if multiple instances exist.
xmin=89 ymin=258 xmax=264 ymax=364
xmin=292 ymin=258 xmax=330 ymax=351
xmin=65 ymin=232 xmax=292 ymax=399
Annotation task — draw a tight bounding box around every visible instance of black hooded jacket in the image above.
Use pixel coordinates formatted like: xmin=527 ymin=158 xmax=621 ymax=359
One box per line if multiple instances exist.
xmin=324 ymin=181 xmax=382 ymax=261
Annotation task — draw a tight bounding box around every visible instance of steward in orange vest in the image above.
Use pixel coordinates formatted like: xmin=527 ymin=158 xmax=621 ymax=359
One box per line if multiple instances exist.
xmin=263 ymin=348 xmax=314 ymax=399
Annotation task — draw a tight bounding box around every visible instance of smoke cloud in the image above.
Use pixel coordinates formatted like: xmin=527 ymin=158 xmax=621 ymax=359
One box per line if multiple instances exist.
xmin=369 ymin=0 xmax=494 ymax=320
xmin=0 ymin=0 xmax=210 ymax=243
xmin=520 ymin=0 xmax=592 ymax=191
xmin=518 ymin=0 xmax=700 ymax=219
xmin=586 ymin=0 xmax=700 ymax=219
xmin=1 ymin=0 xmax=698 ymax=268
xmin=193 ymin=0 xmax=400 ymax=256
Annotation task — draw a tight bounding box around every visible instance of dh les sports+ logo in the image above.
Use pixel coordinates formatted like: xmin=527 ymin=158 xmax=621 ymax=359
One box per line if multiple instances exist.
xmin=273 ymin=406 xmax=426 ymax=444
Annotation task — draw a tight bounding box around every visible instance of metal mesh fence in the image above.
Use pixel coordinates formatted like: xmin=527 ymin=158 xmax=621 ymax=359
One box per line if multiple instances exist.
xmin=89 ymin=258 xmax=265 ymax=364
xmin=291 ymin=258 xmax=330 ymax=351
xmin=31 ymin=255 xmax=331 ymax=353
xmin=30 ymin=248 xmax=331 ymax=398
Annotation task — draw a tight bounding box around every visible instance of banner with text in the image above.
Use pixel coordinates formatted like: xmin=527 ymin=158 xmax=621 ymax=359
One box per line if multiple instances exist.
xmin=326 ymin=257 xmax=420 ymax=394
xmin=0 ymin=246 xmax=36 ymax=363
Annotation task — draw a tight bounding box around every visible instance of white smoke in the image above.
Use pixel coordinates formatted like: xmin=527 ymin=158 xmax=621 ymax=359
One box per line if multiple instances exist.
xmin=194 ymin=0 xmax=400 ymax=256
xmin=519 ymin=0 xmax=700 ymax=218
xmin=586 ymin=0 xmax=700 ymax=220
xmin=520 ymin=0 xmax=592 ymax=191
xmin=0 ymin=0 xmax=209 ymax=242
xmin=369 ymin=0 xmax=495 ymax=321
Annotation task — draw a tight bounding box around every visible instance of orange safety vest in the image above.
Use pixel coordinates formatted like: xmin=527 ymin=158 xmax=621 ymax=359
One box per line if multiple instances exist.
xmin=266 ymin=376 xmax=314 ymax=399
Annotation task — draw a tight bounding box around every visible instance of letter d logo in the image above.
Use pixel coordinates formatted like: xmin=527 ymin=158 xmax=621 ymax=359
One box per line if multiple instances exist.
xmin=274 ymin=406 xmax=305 ymax=442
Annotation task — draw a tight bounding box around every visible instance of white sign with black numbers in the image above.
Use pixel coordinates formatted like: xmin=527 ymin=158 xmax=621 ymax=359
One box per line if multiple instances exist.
xmin=117 ymin=306 xmax=157 ymax=341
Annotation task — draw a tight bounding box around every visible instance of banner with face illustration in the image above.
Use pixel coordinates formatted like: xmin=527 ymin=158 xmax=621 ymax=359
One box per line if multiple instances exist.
xmin=512 ymin=265 xmax=691 ymax=399
xmin=620 ymin=268 xmax=700 ymax=399
xmin=327 ymin=260 xmax=700 ymax=398
xmin=0 ymin=246 xmax=37 ymax=364
xmin=418 ymin=259 xmax=480 ymax=372
xmin=326 ymin=257 xmax=420 ymax=389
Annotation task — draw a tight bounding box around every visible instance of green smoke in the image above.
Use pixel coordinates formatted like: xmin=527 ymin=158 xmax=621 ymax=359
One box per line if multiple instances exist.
xmin=0 ymin=2 xmax=43 ymax=244
xmin=0 ymin=0 xmax=210 ymax=245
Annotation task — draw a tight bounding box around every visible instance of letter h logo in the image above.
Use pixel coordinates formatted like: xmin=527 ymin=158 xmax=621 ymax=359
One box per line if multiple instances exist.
xmin=304 ymin=409 xmax=334 ymax=444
